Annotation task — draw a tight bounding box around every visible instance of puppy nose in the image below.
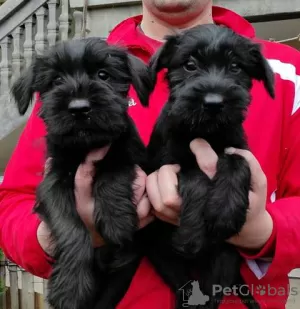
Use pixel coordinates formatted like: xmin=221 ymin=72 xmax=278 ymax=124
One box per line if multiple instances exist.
xmin=68 ymin=99 xmax=91 ymax=114
xmin=203 ymin=93 xmax=224 ymax=110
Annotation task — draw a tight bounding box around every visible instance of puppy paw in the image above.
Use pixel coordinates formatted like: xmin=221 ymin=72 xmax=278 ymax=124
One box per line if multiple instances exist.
xmin=93 ymin=166 xmax=139 ymax=246
xmin=96 ymin=199 xmax=138 ymax=245
xmin=172 ymin=225 xmax=207 ymax=257
xmin=204 ymin=154 xmax=251 ymax=241
xmin=46 ymin=241 xmax=95 ymax=309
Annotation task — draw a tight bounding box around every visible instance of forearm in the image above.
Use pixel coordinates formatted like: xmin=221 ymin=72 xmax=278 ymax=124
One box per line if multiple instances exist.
xmin=234 ymin=198 xmax=300 ymax=280
xmin=0 ymin=192 xmax=53 ymax=278
xmin=228 ymin=210 xmax=274 ymax=253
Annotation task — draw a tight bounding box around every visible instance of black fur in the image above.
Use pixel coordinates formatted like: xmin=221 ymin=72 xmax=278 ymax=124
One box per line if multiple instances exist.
xmin=11 ymin=37 xmax=152 ymax=309
xmin=142 ymin=24 xmax=275 ymax=309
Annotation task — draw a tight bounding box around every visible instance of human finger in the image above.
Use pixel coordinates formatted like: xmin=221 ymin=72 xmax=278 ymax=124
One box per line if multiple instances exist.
xmin=157 ymin=164 xmax=182 ymax=211
xmin=190 ymin=138 xmax=218 ymax=179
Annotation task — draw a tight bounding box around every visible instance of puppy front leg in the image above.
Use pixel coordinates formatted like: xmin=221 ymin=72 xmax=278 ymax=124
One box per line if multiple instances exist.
xmin=93 ymin=165 xmax=139 ymax=247
xmin=172 ymin=169 xmax=211 ymax=256
xmin=35 ymin=172 xmax=95 ymax=309
xmin=204 ymin=153 xmax=251 ymax=241
xmin=194 ymin=245 xmax=245 ymax=309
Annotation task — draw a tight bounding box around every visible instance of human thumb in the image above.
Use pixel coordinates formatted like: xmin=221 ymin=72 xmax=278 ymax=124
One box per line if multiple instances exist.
xmin=75 ymin=146 xmax=110 ymax=198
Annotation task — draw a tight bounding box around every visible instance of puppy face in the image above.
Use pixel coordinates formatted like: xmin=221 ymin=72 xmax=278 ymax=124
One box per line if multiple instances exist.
xmin=11 ymin=38 xmax=151 ymax=147
xmin=149 ymin=24 xmax=275 ymax=133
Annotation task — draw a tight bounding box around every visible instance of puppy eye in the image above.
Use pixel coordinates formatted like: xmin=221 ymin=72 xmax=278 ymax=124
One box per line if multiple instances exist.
xmin=230 ymin=62 xmax=241 ymax=73
xmin=183 ymin=60 xmax=198 ymax=72
xmin=98 ymin=70 xmax=110 ymax=81
xmin=53 ymin=76 xmax=63 ymax=85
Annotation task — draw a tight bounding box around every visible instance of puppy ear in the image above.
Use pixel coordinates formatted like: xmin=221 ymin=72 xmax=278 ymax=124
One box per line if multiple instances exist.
xmin=127 ymin=54 xmax=153 ymax=107
xmin=247 ymin=45 xmax=275 ymax=99
xmin=148 ymin=35 xmax=179 ymax=77
xmin=11 ymin=60 xmax=37 ymax=115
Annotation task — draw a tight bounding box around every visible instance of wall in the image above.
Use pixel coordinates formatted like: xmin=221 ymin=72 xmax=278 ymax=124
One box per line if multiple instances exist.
xmin=254 ymin=19 xmax=300 ymax=41
xmin=86 ymin=3 xmax=141 ymax=38
xmin=0 ymin=123 xmax=25 ymax=174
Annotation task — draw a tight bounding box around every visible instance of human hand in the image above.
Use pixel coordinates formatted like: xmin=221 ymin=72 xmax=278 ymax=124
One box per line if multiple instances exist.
xmin=146 ymin=164 xmax=182 ymax=226
xmin=146 ymin=137 xmax=222 ymax=226
xmin=223 ymin=146 xmax=273 ymax=250
xmin=190 ymin=138 xmax=273 ymax=251
xmin=37 ymin=147 xmax=154 ymax=256
xmin=145 ymin=137 xmax=220 ymax=226
xmin=146 ymin=138 xmax=273 ymax=251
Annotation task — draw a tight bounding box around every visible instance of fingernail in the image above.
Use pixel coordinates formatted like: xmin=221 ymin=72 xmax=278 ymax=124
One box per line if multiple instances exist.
xmin=86 ymin=145 xmax=110 ymax=162
xmin=225 ymin=147 xmax=236 ymax=155
xmin=139 ymin=216 xmax=155 ymax=229
xmin=173 ymin=164 xmax=181 ymax=172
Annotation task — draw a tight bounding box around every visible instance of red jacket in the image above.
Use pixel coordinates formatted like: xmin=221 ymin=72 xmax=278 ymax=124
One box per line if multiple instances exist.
xmin=1 ymin=6 xmax=300 ymax=309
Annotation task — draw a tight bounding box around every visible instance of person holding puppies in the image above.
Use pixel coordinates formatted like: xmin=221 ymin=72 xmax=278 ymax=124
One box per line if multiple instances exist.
xmin=1 ymin=0 xmax=300 ymax=308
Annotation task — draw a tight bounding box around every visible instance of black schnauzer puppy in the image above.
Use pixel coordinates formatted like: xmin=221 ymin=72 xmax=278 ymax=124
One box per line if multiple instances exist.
xmin=142 ymin=24 xmax=275 ymax=309
xmin=11 ymin=38 xmax=151 ymax=309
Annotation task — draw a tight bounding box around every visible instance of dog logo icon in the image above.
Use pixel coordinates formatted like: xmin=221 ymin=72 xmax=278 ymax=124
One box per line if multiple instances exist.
xmin=179 ymin=280 xmax=210 ymax=307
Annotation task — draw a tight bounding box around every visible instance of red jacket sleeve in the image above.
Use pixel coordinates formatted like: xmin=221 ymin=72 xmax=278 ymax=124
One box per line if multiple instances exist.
xmin=0 ymin=97 xmax=52 ymax=279
xmin=241 ymin=55 xmax=300 ymax=280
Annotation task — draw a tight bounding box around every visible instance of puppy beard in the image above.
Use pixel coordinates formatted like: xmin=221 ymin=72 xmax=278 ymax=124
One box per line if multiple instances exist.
xmin=168 ymin=82 xmax=250 ymax=135
xmin=39 ymin=84 xmax=128 ymax=148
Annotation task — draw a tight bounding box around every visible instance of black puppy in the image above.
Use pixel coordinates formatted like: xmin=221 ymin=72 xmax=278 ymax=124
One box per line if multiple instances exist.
xmin=11 ymin=38 xmax=151 ymax=309
xmin=142 ymin=24 xmax=275 ymax=309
